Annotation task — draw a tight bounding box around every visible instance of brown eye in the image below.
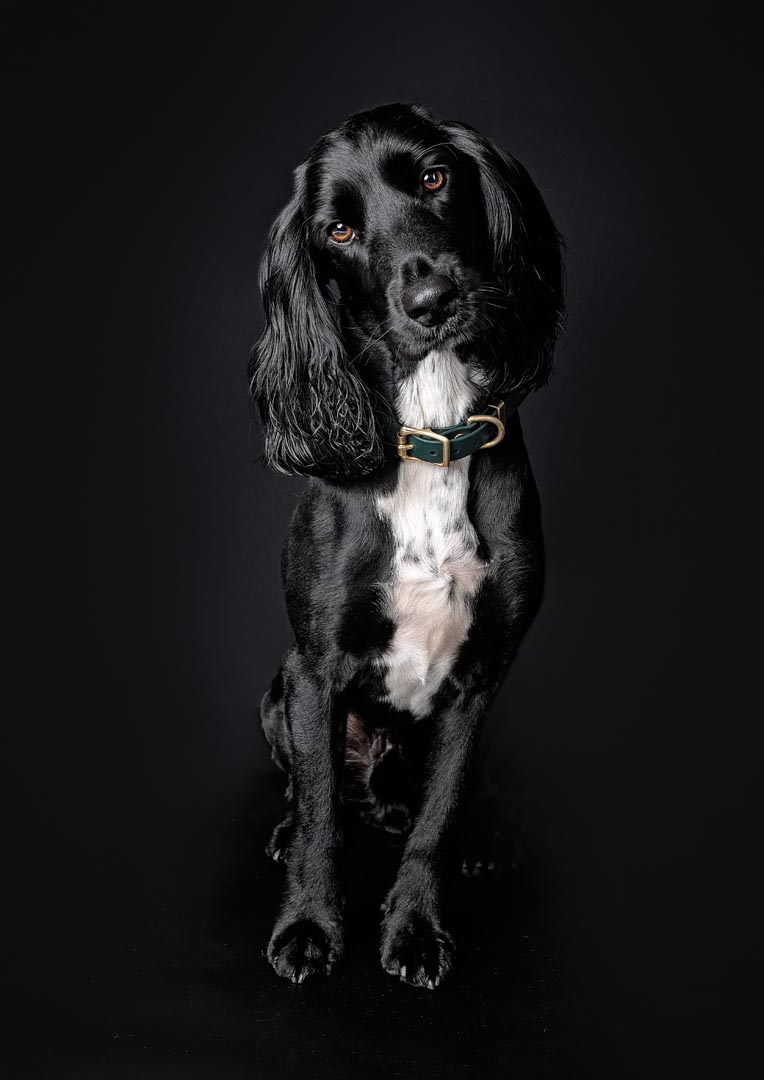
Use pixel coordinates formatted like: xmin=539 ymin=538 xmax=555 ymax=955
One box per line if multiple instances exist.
xmin=422 ymin=168 xmax=446 ymax=192
xmin=329 ymin=222 xmax=355 ymax=244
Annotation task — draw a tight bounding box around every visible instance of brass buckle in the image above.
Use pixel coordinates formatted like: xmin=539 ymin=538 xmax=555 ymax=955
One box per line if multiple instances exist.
xmin=397 ymin=426 xmax=451 ymax=468
xmin=466 ymin=400 xmax=506 ymax=451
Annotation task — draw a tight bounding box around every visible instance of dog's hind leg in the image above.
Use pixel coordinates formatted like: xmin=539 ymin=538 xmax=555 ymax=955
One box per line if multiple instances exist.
xmin=265 ymin=785 xmax=295 ymax=863
xmin=261 ymin=667 xmax=295 ymax=862
xmin=261 ymin=667 xmax=290 ymax=771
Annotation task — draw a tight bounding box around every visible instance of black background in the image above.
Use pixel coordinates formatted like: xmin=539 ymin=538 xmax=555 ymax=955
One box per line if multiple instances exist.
xmin=6 ymin=2 xmax=763 ymax=1077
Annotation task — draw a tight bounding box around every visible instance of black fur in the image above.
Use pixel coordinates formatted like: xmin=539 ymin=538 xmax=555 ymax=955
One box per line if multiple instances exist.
xmin=248 ymin=103 xmax=564 ymax=988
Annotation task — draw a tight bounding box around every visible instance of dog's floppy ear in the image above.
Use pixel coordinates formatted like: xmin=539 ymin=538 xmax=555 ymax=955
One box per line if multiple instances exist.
xmin=248 ymin=165 xmax=383 ymax=480
xmin=445 ymin=121 xmax=565 ymax=392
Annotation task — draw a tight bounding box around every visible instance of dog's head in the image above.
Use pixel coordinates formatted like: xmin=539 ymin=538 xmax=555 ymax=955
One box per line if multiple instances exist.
xmin=249 ymin=103 xmax=564 ymax=479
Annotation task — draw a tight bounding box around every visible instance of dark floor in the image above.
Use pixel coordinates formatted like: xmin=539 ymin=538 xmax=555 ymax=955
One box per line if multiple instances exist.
xmin=5 ymin=739 xmax=587 ymax=1080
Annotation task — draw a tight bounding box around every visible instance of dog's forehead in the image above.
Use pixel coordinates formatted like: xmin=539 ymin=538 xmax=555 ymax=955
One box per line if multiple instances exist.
xmin=339 ymin=107 xmax=445 ymax=160
xmin=312 ymin=117 xmax=454 ymax=201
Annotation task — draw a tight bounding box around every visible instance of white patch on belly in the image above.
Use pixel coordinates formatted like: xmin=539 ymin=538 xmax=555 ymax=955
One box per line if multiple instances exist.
xmin=375 ymin=349 xmax=488 ymax=718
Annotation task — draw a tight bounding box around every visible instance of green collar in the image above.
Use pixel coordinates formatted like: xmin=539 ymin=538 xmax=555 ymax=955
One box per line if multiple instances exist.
xmin=381 ymin=387 xmax=529 ymax=468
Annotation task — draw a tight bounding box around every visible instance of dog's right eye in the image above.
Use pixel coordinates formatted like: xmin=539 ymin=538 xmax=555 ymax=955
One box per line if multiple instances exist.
xmin=328 ymin=223 xmax=355 ymax=244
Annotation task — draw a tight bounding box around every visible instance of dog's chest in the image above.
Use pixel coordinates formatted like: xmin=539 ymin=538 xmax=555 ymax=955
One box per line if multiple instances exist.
xmin=375 ymin=351 xmax=487 ymax=719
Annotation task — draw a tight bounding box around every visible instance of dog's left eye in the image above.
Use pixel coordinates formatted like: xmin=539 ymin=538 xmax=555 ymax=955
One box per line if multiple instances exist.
xmin=422 ymin=169 xmax=447 ymax=192
xmin=328 ymin=222 xmax=355 ymax=244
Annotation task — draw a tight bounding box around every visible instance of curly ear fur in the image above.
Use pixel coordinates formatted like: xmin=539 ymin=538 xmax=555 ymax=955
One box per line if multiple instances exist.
xmin=248 ymin=165 xmax=383 ymax=480
xmin=445 ymin=121 xmax=566 ymax=393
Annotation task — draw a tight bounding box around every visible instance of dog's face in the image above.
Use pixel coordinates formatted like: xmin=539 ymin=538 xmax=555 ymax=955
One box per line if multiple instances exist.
xmin=306 ymin=107 xmax=494 ymax=363
xmin=250 ymin=104 xmax=564 ymax=480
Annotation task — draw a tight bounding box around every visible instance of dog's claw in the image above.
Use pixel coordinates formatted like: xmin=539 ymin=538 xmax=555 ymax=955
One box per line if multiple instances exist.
xmin=266 ymin=819 xmax=294 ymax=864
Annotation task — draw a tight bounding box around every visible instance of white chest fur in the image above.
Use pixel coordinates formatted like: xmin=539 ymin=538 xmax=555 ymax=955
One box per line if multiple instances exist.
xmin=375 ymin=350 xmax=488 ymax=719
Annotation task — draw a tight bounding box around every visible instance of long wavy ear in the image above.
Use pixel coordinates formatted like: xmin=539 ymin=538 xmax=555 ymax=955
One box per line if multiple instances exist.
xmin=248 ymin=165 xmax=383 ymax=480
xmin=445 ymin=121 xmax=566 ymax=392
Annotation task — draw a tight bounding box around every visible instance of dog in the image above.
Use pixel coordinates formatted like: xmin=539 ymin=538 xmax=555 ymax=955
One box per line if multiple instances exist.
xmin=248 ymin=103 xmax=564 ymax=988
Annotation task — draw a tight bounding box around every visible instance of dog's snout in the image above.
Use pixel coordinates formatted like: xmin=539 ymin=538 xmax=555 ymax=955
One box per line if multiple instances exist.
xmin=401 ymin=274 xmax=458 ymax=327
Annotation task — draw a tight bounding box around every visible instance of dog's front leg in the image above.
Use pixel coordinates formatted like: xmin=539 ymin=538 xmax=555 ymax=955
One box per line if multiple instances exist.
xmin=380 ymin=686 xmax=488 ymax=989
xmin=266 ymin=651 xmax=344 ymax=982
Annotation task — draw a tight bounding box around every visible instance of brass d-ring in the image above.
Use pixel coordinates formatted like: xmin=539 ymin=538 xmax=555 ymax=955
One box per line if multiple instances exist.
xmin=467 ymin=414 xmax=506 ymax=450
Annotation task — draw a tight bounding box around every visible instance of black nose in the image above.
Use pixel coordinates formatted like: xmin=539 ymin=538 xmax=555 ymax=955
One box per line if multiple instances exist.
xmin=401 ymin=274 xmax=458 ymax=326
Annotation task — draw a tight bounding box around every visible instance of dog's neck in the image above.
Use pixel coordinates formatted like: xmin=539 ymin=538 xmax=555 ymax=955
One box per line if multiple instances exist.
xmin=393 ymin=349 xmax=487 ymax=429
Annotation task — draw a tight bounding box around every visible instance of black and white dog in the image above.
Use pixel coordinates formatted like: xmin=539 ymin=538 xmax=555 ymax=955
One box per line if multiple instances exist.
xmin=249 ymin=104 xmax=564 ymax=988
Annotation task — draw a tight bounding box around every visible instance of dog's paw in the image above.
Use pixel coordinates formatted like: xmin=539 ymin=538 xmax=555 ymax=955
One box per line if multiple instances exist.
xmin=265 ymin=818 xmax=293 ymax=863
xmin=267 ymin=917 xmax=343 ymax=983
xmin=380 ymin=907 xmax=455 ymax=990
xmin=460 ymin=854 xmax=498 ymax=877
xmin=459 ymin=820 xmax=508 ymax=878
